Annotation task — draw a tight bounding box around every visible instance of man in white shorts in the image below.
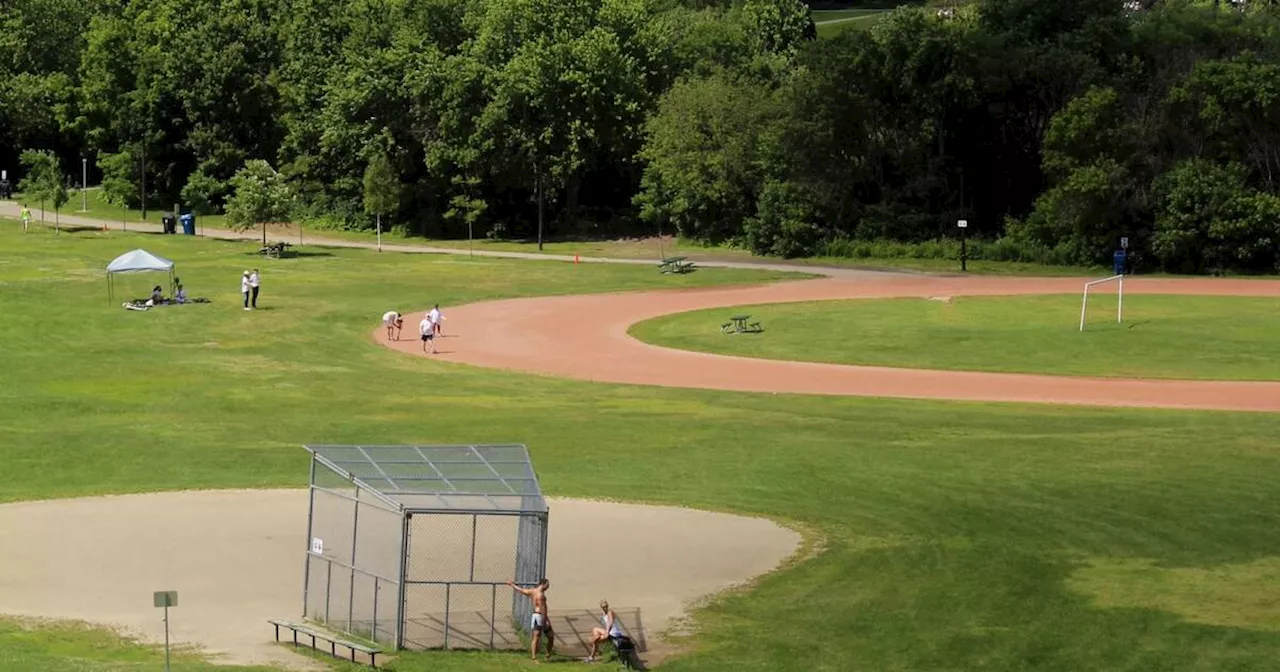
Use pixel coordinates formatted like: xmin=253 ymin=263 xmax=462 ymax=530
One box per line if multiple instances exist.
xmin=507 ymin=578 xmax=553 ymax=661
xmin=419 ymin=313 xmax=437 ymax=354
xmin=382 ymin=311 xmax=403 ymax=340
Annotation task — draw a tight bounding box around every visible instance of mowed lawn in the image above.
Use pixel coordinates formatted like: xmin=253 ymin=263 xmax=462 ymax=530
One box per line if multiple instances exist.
xmin=812 ymin=9 xmax=888 ymax=37
xmin=1 ymin=224 xmax=1280 ymax=671
xmin=632 ymin=295 xmax=1280 ymax=381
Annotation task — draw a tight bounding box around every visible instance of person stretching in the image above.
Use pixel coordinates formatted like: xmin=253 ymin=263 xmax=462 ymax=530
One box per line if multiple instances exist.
xmin=383 ymin=311 xmax=404 ymax=340
xmin=586 ymin=600 xmax=626 ymax=663
xmin=419 ymin=313 xmax=437 ymax=354
xmin=507 ymin=578 xmax=554 ymax=661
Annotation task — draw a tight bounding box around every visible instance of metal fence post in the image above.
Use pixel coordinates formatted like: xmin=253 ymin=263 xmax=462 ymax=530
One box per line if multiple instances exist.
xmin=444 ymin=583 xmax=451 ymax=649
xmin=302 ymin=458 xmax=317 ymax=617
xmin=349 ymin=489 xmax=361 ymax=633
xmin=469 ymin=514 xmax=478 ymax=582
xmin=325 ymin=560 xmax=333 ymax=623
xmin=395 ymin=513 xmax=410 ymax=650
xmin=490 ymin=583 xmax=497 ymax=649
xmin=372 ymin=580 xmax=380 ymax=642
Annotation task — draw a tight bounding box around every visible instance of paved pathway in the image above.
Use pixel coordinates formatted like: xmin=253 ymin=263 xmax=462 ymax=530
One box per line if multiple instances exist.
xmin=0 ymin=201 xmax=887 ymax=278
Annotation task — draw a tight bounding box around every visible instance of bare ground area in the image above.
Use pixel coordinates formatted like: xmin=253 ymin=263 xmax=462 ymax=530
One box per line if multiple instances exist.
xmin=380 ymin=275 xmax=1280 ymax=412
xmin=0 ymin=490 xmax=800 ymax=668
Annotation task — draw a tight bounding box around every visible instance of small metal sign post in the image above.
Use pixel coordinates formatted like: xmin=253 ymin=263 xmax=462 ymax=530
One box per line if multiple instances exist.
xmin=154 ymin=590 xmax=178 ymax=672
xmin=957 ymin=220 xmax=969 ymax=272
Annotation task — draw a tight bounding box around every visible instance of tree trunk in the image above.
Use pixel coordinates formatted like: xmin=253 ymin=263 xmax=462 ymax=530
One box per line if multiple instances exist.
xmin=262 ymin=222 xmax=267 ymax=245
xmin=537 ymin=174 xmax=544 ymax=252
xmin=376 ymin=213 xmax=382 ymax=252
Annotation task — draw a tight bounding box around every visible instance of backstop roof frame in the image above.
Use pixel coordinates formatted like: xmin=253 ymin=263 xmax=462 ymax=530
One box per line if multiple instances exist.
xmin=303 ymin=444 xmax=547 ymax=514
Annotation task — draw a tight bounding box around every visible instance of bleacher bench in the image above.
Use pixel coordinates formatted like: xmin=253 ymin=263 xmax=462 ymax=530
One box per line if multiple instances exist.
xmin=268 ymin=619 xmax=382 ymax=668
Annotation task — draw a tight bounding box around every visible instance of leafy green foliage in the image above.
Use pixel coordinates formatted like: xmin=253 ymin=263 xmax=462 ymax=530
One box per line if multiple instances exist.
xmin=4 ymin=0 xmax=1280 ymax=272
xmin=18 ymin=149 xmax=67 ymax=227
xmin=225 ymin=159 xmax=294 ymax=244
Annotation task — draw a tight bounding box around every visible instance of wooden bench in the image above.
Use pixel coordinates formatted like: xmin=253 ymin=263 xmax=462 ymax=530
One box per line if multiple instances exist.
xmin=268 ymin=619 xmax=382 ymax=668
xmin=260 ymin=241 xmax=293 ymax=258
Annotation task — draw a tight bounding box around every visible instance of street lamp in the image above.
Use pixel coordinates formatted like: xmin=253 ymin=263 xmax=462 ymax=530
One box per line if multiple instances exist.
xmin=957 ymin=219 xmax=968 ymax=272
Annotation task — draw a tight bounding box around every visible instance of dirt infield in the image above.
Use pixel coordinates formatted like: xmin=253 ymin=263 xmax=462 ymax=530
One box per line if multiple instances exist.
xmin=0 ymin=490 xmax=799 ymax=668
xmin=380 ymin=274 xmax=1280 ymax=412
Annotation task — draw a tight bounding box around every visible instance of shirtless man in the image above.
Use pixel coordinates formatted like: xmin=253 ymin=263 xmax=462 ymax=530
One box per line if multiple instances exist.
xmin=507 ymin=578 xmax=553 ymax=661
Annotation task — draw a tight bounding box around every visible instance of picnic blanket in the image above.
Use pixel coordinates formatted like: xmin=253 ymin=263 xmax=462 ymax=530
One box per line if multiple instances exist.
xmin=122 ymin=297 xmax=211 ymax=311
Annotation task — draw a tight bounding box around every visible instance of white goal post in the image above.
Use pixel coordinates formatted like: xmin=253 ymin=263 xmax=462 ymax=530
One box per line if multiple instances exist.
xmin=1079 ymin=274 xmax=1124 ymax=332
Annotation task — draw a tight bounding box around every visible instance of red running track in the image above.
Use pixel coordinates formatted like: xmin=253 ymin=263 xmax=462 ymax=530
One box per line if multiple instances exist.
xmin=377 ymin=274 xmax=1280 ymax=412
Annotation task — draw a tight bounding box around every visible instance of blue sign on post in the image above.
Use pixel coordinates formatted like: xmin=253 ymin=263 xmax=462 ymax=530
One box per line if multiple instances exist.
xmin=1113 ymin=250 xmax=1127 ymax=275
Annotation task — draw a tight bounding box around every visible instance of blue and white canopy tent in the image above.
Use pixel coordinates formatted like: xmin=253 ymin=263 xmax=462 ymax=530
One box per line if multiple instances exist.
xmin=106 ymin=249 xmax=176 ymax=300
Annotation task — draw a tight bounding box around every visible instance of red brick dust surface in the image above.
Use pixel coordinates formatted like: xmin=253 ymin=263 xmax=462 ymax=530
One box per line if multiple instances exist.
xmin=377 ymin=274 xmax=1280 ymax=412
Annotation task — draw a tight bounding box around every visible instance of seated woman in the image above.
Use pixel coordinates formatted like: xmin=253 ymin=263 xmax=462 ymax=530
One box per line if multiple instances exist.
xmin=150 ymin=285 xmax=164 ymax=304
xmin=174 ymin=284 xmax=187 ymax=304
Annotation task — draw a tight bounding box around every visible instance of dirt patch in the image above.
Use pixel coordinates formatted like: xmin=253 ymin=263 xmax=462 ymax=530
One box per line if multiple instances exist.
xmin=376 ymin=275 xmax=1280 ymax=412
xmin=0 ymin=490 xmax=800 ymax=668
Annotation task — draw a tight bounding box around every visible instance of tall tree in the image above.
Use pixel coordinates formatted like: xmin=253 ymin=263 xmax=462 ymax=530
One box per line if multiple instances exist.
xmin=362 ymin=153 xmax=401 ymax=252
xmin=225 ymin=160 xmax=294 ymax=245
xmin=99 ymin=149 xmax=135 ymax=229
xmin=18 ymin=149 xmax=67 ymax=232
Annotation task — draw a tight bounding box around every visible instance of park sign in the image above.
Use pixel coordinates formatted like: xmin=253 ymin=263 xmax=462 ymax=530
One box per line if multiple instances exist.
xmin=154 ymin=590 xmax=178 ymax=608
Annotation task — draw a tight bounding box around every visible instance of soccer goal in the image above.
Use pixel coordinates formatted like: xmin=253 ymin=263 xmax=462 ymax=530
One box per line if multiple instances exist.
xmin=1079 ymin=274 xmax=1124 ymax=331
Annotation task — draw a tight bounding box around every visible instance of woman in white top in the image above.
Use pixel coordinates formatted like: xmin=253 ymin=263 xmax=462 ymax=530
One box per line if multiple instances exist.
xmin=241 ymin=271 xmax=251 ymax=310
xmin=586 ymin=599 xmax=625 ymax=662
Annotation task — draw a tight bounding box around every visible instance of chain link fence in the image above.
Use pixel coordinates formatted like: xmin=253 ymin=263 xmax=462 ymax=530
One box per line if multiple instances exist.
xmin=301 ymin=444 xmax=549 ymax=652
xmin=401 ymin=511 xmax=548 ymax=649
xmin=304 ymin=465 xmax=402 ymax=644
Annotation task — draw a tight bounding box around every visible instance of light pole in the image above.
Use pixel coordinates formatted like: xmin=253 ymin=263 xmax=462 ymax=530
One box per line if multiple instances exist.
xmin=957 ymin=219 xmax=968 ymax=272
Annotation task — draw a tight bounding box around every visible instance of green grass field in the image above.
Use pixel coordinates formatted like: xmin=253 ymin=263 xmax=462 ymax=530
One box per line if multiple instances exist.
xmin=812 ymin=9 xmax=888 ymax=37
xmin=631 ymin=295 xmax=1280 ymax=380
xmin=2 ymin=223 xmax=1280 ymax=671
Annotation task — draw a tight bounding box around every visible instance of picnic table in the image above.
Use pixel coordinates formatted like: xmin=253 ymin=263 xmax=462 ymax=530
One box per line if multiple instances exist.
xmin=721 ymin=314 xmax=763 ymax=334
xmin=658 ymin=256 xmax=695 ymax=274
xmin=260 ymin=241 xmax=293 ymax=258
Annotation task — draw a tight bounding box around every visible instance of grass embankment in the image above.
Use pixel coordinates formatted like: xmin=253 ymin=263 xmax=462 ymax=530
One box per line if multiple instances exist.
xmin=9 ymin=190 xmax=1106 ymax=276
xmin=632 ymin=294 xmax=1280 ymax=380
xmin=812 ymin=8 xmax=889 ymax=37
xmin=2 ymin=224 xmax=1279 ymax=671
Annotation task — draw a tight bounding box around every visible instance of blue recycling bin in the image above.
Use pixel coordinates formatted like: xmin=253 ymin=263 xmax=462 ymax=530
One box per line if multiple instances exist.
xmin=180 ymin=213 xmax=195 ymax=235
xmin=1113 ymin=249 xmax=1127 ymax=275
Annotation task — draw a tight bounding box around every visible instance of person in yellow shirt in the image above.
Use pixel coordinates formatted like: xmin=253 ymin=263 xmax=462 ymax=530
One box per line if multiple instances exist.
xmin=20 ymin=205 xmax=32 ymax=232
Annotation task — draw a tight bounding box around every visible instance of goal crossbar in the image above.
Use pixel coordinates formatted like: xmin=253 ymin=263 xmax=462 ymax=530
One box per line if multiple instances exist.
xmin=1079 ymin=274 xmax=1124 ymax=332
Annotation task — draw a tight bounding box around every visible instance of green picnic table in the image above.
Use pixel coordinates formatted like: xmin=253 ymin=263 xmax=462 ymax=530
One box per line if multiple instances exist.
xmin=721 ymin=315 xmax=762 ymax=334
xmin=658 ymin=256 xmax=695 ymax=274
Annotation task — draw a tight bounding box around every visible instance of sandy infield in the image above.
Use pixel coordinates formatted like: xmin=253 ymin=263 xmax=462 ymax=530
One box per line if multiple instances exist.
xmin=0 ymin=490 xmax=799 ymax=668
xmin=380 ymin=274 xmax=1280 ymax=412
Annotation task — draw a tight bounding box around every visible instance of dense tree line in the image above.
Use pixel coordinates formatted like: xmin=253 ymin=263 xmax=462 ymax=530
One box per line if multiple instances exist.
xmin=2 ymin=0 xmax=1279 ymax=272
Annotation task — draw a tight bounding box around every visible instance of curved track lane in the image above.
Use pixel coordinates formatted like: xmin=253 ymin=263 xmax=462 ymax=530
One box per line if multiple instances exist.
xmin=378 ymin=274 xmax=1280 ymax=412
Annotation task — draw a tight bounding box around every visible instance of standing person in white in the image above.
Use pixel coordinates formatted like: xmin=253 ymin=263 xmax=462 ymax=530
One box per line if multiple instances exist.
xmin=428 ymin=304 xmax=444 ymax=336
xmin=249 ymin=268 xmax=261 ymax=309
xmin=419 ymin=313 xmax=437 ymax=354
xmin=240 ymin=271 xmax=251 ymax=310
